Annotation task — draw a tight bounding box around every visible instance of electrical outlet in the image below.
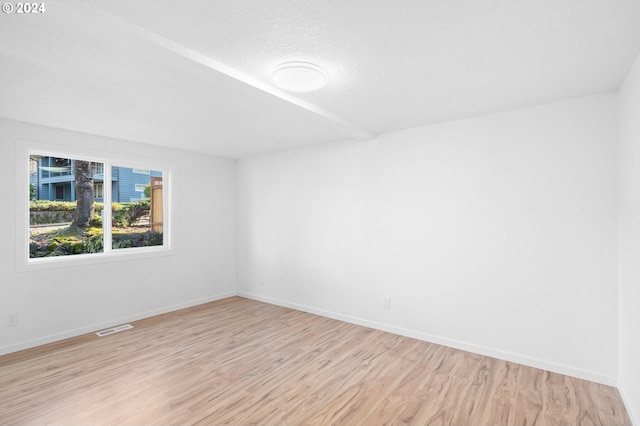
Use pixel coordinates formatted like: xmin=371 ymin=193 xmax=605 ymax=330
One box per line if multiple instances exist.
xmin=6 ymin=313 xmax=18 ymax=327
xmin=383 ymin=298 xmax=391 ymax=310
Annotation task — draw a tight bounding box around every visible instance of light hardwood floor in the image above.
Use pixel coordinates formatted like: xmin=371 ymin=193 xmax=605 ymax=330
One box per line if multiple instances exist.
xmin=0 ymin=297 xmax=631 ymax=425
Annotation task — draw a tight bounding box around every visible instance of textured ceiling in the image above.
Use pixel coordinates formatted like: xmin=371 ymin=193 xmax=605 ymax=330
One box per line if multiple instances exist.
xmin=1 ymin=0 xmax=640 ymax=158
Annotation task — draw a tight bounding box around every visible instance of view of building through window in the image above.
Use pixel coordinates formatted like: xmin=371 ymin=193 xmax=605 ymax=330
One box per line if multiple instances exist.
xmin=29 ymin=154 xmax=165 ymax=259
xmin=110 ymin=164 xmax=163 ymax=250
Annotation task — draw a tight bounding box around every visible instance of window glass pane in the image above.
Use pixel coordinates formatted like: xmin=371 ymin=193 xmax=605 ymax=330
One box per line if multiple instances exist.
xmin=111 ymin=166 xmax=163 ymax=250
xmin=29 ymin=155 xmax=104 ymax=258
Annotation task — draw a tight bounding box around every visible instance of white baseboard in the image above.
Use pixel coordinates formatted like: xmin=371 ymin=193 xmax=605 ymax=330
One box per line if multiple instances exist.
xmin=238 ymin=291 xmax=618 ymax=387
xmin=618 ymin=378 xmax=639 ymax=426
xmin=0 ymin=291 xmax=236 ymax=356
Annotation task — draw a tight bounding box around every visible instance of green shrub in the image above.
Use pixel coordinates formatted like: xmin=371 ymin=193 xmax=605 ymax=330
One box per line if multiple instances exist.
xmin=29 ymin=199 xmax=150 ymax=228
xmin=30 ymin=200 xmax=77 ymax=212
xmin=112 ymin=230 xmax=162 ymax=248
xmin=90 ymin=214 xmax=102 ymax=227
xmin=30 ymin=200 xmax=105 ymax=213
xmin=85 ymin=232 xmax=103 ymax=253
xmin=112 ymin=200 xmax=150 ymax=228
xmin=30 ymin=225 xmax=161 ymax=257
xmin=113 ymin=240 xmax=132 ymax=249
xmin=148 ymin=232 xmax=163 ymax=246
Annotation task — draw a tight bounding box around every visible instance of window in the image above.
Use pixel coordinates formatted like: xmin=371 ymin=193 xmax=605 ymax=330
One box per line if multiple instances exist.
xmin=112 ymin=166 xmax=164 ymax=250
xmin=41 ymin=157 xmax=72 ymax=178
xmin=18 ymin=141 xmax=172 ymax=270
xmin=94 ymin=183 xmax=104 ymax=199
xmin=132 ymin=168 xmax=150 ymax=175
xmin=91 ymin=163 xmax=104 ymax=175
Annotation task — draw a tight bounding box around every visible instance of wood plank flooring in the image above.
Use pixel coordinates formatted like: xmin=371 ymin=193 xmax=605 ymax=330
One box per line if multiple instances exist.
xmin=0 ymin=297 xmax=631 ymax=425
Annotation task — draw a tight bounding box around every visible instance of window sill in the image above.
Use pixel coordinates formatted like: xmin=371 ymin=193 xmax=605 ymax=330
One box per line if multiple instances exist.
xmin=16 ymin=245 xmax=175 ymax=272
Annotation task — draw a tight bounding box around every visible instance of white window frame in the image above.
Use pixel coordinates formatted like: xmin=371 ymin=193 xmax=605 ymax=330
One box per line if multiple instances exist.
xmin=134 ymin=184 xmax=146 ymax=192
xmin=16 ymin=140 xmax=174 ymax=272
xmin=132 ymin=168 xmax=150 ymax=175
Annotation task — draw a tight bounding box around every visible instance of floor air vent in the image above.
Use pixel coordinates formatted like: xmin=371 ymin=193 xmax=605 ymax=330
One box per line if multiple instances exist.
xmin=96 ymin=324 xmax=134 ymax=337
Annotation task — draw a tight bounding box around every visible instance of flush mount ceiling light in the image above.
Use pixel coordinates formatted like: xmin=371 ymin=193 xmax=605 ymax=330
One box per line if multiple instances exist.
xmin=270 ymin=61 xmax=328 ymax=92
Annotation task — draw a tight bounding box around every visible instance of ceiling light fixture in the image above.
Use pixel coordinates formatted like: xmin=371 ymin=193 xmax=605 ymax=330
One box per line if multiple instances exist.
xmin=270 ymin=61 xmax=328 ymax=92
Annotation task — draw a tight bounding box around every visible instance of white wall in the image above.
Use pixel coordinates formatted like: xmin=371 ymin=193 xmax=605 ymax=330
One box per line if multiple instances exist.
xmin=237 ymin=94 xmax=619 ymax=384
xmin=618 ymin=52 xmax=640 ymax=425
xmin=0 ymin=118 xmax=236 ymax=355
